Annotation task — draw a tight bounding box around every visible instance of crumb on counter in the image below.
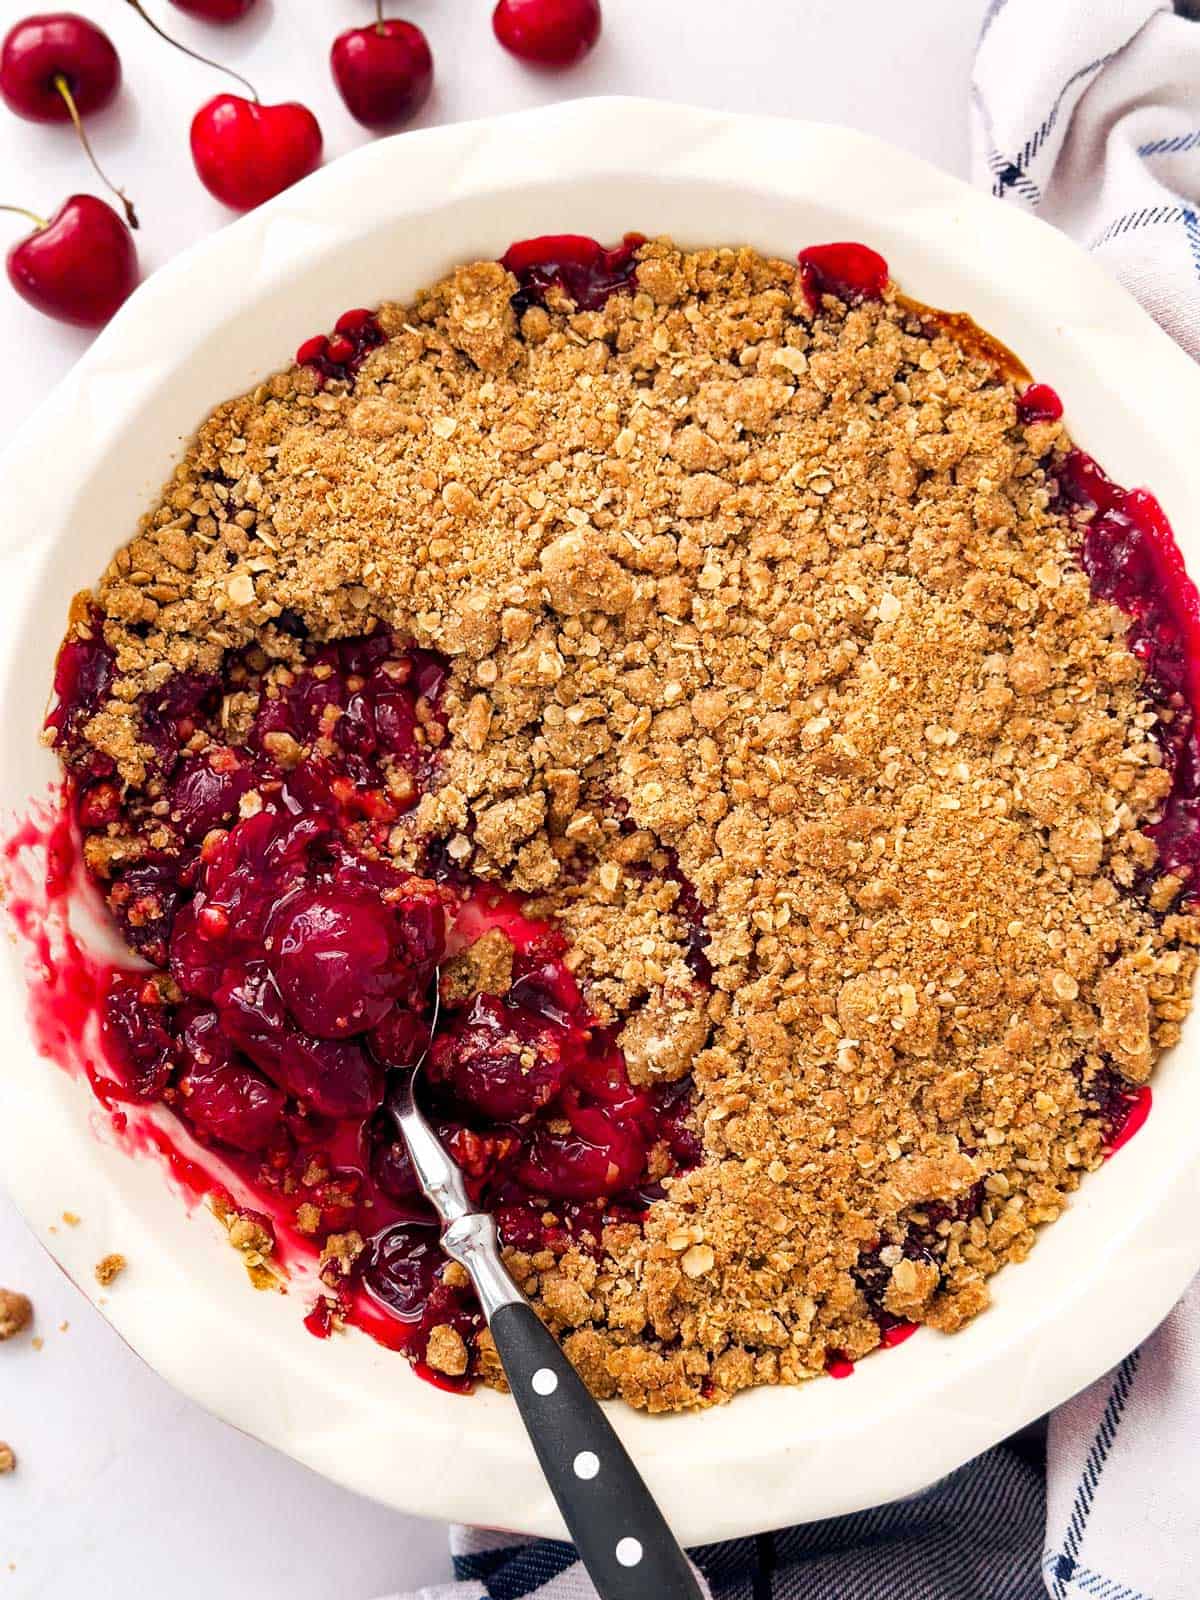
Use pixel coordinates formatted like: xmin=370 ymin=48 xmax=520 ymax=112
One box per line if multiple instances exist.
xmin=94 ymin=1254 xmax=126 ymax=1288
xmin=0 ymin=1291 xmax=31 ymax=1342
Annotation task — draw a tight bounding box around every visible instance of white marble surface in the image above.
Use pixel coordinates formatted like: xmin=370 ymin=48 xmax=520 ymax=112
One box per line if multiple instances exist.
xmin=0 ymin=1 xmax=985 ymax=1593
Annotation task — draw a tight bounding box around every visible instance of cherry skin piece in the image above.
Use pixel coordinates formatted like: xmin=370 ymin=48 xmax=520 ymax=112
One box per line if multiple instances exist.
xmin=493 ymin=0 xmax=601 ymax=66
xmin=170 ymin=0 xmax=257 ymax=19
xmin=0 ymin=12 xmax=119 ymax=121
xmin=6 ymin=195 xmax=137 ymax=327
xmin=331 ymin=19 xmax=433 ymax=129
xmin=190 ymin=94 xmax=322 ymax=211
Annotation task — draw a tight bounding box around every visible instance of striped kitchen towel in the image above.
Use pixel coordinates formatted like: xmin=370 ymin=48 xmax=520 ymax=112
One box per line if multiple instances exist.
xmin=974 ymin=5 xmax=1200 ymax=1588
xmin=377 ymin=5 xmax=1200 ymax=1596
xmin=382 ymin=1434 xmax=1046 ymax=1599
xmin=971 ymin=0 xmax=1200 ymax=358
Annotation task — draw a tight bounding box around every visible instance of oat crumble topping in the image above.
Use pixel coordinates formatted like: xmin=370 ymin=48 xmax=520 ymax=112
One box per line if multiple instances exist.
xmin=46 ymin=239 xmax=1199 ymax=1411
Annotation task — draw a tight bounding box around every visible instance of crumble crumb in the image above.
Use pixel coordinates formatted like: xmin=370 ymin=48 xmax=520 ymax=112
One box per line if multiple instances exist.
xmin=0 ymin=1291 xmax=31 ymax=1342
xmin=425 ymin=1322 xmax=469 ymax=1377
xmin=94 ymin=1254 xmax=126 ymax=1288
xmin=61 ymin=1212 xmax=80 ymax=1227
xmin=0 ymin=1444 xmax=14 ymax=1475
xmin=441 ymin=927 xmax=515 ymax=1004
xmin=212 ymin=1196 xmax=279 ymax=1290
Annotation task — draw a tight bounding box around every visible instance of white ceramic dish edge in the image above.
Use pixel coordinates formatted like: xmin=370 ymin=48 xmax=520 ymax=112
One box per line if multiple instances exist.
xmin=2 ymin=99 xmax=1200 ymax=1544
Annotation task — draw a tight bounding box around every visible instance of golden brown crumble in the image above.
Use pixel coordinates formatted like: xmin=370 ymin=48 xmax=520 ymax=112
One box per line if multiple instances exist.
xmin=0 ymin=1444 xmax=15 ymax=1476
xmin=211 ymin=1197 xmax=279 ymax=1291
xmin=0 ymin=1290 xmax=31 ymax=1342
xmin=426 ymin=1322 xmax=470 ymax=1377
xmin=94 ymin=1254 xmax=126 ymax=1288
xmin=57 ymin=239 xmax=1199 ymax=1411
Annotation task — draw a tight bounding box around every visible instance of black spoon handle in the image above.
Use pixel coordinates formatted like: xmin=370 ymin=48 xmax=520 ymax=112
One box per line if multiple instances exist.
xmin=440 ymin=1212 xmax=703 ymax=1600
xmin=489 ymin=1300 xmax=705 ymax=1600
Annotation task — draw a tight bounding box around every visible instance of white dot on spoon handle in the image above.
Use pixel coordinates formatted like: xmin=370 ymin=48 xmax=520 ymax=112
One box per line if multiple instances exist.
xmin=615 ymin=1537 xmax=643 ymax=1568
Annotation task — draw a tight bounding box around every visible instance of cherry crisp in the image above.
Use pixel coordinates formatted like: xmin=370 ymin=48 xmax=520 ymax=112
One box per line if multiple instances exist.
xmin=30 ymin=236 xmax=1200 ymax=1412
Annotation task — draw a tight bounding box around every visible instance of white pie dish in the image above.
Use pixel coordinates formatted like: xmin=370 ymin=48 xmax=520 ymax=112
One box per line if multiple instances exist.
xmin=1 ymin=97 xmax=1199 ymax=1545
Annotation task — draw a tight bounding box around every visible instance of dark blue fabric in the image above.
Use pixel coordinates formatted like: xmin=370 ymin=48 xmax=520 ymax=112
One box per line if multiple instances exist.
xmin=452 ymin=1437 xmax=1047 ymax=1599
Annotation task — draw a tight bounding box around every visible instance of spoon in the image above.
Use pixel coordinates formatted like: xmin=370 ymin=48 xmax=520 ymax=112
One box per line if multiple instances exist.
xmin=387 ymin=984 xmax=705 ymax=1600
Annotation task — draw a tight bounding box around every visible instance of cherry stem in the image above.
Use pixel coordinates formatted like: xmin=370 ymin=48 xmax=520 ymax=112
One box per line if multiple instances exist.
xmin=375 ymin=0 xmax=385 ymax=25
xmin=0 ymin=203 xmax=47 ymax=230
xmin=122 ymin=0 xmax=259 ymax=102
xmin=53 ymin=76 xmax=139 ymax=230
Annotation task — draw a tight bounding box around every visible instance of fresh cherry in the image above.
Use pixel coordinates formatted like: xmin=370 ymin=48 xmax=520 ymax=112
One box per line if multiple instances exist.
xmin=492 ymin=0 xmax=601 ymax=66
xmin=1 ymin=14 xmax=136 ymax=226
xmin=331 ymin=12 xmax=433 ymax=129
xmin=4 ymin=195 xmax=137 ymax=327
xmin=190 ymin=94 xmax=323 ymax=211
xmin=170 ymin=0 xmax=257 ymax=19
xmin=124 ymin=0 xmax=322 ymax=210
xmin=0 ymin=13 xmax=118 ymax=120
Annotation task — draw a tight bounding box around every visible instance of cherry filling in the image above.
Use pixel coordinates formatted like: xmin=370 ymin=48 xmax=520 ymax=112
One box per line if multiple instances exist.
xmin=40 ymin=607 xmax=704 ymax=1385
xmin=296 ymin=307 xmax=385 ymax=387
xmin=23 ymin=261 xmax=1195 ymax=1391
xmin=501 ymin=233 xmax=645 ymax=318
xmin=797 ymin=242 xmax=889 ymax=309
xmin=1016 ymin=382 xmax=1064 ymax=424
xmin=1058 ymin=445 xmax=1200 ymax=884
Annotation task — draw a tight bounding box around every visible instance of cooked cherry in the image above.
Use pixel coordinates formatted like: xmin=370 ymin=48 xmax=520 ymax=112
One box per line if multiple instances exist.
xmin=797 ymin=242 xmax=888 ymax=307
xmin=296 ymin=308 xmax=384 ymax=386
xmin=501 ymin=232 xmax=643 ymax=315
xmin=367 ymin=1005 xmax=430 ymax=1069
xmin=1016 ymin=382 xmax=1063 ymax=423
xmin=180 ymin=1010 xmax=285 ymax=1151
xmin=266 ymin=886 xmax=404 ymax=1038
xmin=45 ymin=630 xmax=114 ymax=751
xmin=517 ymin=1115 xmax=646 ymax=1200
xmin=106 ymin=855 xmax=185 ymax=968
xmin=102 ymin=973 xmax=175 ymax=1100
xmin=360 ymin=1222 xmax=446 ymax=1323
xmin=429 ymin=992 xmax=567 ymax=1120
xmin=168 ymin=750 xmax=254 ymax=841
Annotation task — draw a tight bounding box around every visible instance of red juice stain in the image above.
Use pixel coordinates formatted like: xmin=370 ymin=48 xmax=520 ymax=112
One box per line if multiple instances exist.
xmin=413 ymin=1360 xmax=473 ymax=1396
xmin=1106 ymin=1085 xmax=1152 ymax=1157
xmin=880 ymin=1321 xmax=918 ymax=1350
xmin=1 ymin=793 xmax=125 ymax=1112
xmin=304 ymin=1296 xmax=336 ymax=1340
xmin=125 ymin=1120 xmax=222 ymax=1207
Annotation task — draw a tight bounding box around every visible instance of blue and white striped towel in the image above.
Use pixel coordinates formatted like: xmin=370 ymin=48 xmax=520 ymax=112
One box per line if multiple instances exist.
xmin=380 ymin=5 xmax=1200 ymax=1595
